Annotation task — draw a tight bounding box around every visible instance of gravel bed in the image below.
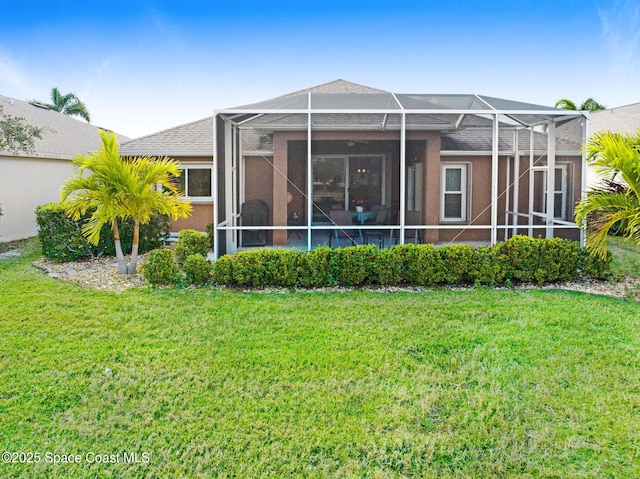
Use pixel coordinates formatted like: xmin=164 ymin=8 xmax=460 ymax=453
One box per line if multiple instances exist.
xmin=30 ymin=256 xmax=640 ymax=300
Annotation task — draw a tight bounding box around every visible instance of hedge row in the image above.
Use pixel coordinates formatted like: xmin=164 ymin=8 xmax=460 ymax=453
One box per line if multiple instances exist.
xmin=141 ymin=235 xmax=611 ymax=288
xmin=36 ymin=202 xmax=170 ymax=262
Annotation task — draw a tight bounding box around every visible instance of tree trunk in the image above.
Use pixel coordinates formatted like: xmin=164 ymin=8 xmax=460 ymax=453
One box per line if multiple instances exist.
xmin=128 ymin=221 xmax=140 ymax=275
xmin=112 ymin=219 xmax=128 ymax=274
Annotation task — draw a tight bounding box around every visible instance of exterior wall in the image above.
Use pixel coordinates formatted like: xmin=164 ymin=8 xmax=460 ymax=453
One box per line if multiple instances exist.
xmin=170 ymin=204 xmax=213 ymax=232
xmin=0 ymin=156 xmax=73 ymax=242
xmin=171 ymin=156 xmax=214 ymax=233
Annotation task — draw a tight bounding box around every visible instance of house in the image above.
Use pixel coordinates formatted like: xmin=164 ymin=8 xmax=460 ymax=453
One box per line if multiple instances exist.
xmin=587 ymin=103 xmax=640 ymax=186
xmin=121 ymin=80 xmax=587 ymax=258
xmin=0 ymin=95 xmax=129 ymax=242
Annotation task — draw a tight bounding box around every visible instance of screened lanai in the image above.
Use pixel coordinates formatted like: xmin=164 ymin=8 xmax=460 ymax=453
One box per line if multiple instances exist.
xmin=213 ymin=89 xmax=587 ymax=258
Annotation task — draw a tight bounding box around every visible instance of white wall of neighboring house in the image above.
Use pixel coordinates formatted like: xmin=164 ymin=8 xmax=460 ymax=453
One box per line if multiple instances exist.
xmin=0 ymin=156 xmax=72 ymax=242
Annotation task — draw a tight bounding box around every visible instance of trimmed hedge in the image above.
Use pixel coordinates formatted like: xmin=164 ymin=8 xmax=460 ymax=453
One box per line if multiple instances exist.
xmin=36 ymin=202 xmax=169 ymax=262
xmin=206 ymin=236 xmax=611 ymax=289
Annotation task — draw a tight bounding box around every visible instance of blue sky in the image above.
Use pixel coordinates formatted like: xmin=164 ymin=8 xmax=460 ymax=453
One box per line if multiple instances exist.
xmin=1 ymin=0 xmax=639 ymax=138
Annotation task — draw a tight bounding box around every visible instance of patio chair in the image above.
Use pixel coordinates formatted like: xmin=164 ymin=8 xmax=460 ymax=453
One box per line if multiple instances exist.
xmin=329 ymin=210 xmax=362 ymax=247
xmin=363 ymin=207 xmax=390 ymax=248
xmin=389 ymin=210 xmax=421 ymax=246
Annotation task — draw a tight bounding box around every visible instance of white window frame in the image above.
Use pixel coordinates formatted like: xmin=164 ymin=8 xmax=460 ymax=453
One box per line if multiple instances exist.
xmin=440 ymin=163 xmax=468 ymax=222
xmin=178 ymin=164 xmax=213 ymax=202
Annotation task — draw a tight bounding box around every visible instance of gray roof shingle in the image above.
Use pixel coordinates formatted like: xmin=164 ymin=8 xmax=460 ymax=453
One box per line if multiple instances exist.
xmin=0 ymin=95 xmax=129 ymax=159
xmin=121 ymin=117 xmax=213 ymax=156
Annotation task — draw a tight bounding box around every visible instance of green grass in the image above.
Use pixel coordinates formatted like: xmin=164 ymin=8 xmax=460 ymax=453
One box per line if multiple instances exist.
xmin=608 ymin=235 xmax=640 ymax=277
xmin=1 ymin=243 xmax=639 ymax=478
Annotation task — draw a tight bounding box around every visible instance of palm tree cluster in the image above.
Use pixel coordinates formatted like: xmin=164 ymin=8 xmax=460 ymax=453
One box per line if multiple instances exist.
xmin=38 ymin=87 xmax=91 ymax=122
xmin=554 ymin=98 xmax=606 ymax=112
xmin=61 ymin=130 xmax=192 ymax=274
xmin=575 ymin=130 xmax=640 ymax=259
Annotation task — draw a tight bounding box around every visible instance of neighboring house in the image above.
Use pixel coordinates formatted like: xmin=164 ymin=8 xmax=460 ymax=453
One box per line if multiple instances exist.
xmin=0 ymin=95 xmax=129 ymax=242
xmin=121 ymin=80 xmax=587 ymax=258
xmin=587 ymin=103 xmax=640 ymax=186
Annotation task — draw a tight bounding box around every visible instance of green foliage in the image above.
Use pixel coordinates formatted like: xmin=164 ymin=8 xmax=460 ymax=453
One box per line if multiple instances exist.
xmin=60 ymin=130 xmax=192 ymax=274
xmin=209 ymin=237 xmax=610 ymax=288
xmin=468 ymin=246 xmax=508 ymax=286
xmin=175 ymin=229 xmax=210 ymax=266
xmin=37 ymin=87 xmax=91 ymax=122
xmin=141 ymin=248 xmax=182 ymax=286
xmin=223 ymin=249 xmax=297 ymax=287
xmin=575 ymin=130 xmax=640 ymax=259
xmin=35 ymin=202 xmax=169 ymax=262
xmin=292 ymin=247 xmax=336 ymax=288
xmin=205 ymin=222 xmax=215 ymax=249
xmin=0 ymin=105 xmax=44 ymax=154
xmin=497 ymin=235 xmax=584 ymax=285
xmin=183 ymin=253 xmax=212 ymax=286
xmin=36 ymin=203 xmax=93 ymax=262
xmin=332 ymin=244 xmax=377 ymax=286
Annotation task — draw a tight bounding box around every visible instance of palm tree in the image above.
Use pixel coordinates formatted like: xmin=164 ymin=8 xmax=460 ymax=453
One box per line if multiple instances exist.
xmin=60 ymin=130 xmax=192 ymax=274
xmin=554 ymin=98 xmax=606 ymax=112
xmin=574 ymin=130 xmax=640 ymax=259
xmin=39 ymin=87 xmax=91 ymax=122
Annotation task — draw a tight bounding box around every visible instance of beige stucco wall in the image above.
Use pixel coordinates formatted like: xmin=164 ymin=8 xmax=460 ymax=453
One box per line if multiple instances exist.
xmin=0 ymin=156 xmax=73 ymax=242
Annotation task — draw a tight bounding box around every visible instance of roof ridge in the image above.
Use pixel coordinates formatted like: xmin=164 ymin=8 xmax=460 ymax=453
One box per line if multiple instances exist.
xmin=121 ymin=116 xmax=212 ymax=144
xmin=272 ymin=79 xmax=390 ymax=100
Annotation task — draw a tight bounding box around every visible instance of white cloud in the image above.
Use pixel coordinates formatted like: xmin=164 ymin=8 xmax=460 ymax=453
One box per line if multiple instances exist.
xmin=599 ymin=0 xmax=640 ymax=76
xmin=0 ymin=48 xmax=37 ymax=98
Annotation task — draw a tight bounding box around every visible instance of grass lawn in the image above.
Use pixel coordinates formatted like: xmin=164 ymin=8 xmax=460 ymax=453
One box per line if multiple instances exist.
xmin=608 ymin=235 xmax=640 ymax=277
xmin=0 ymin=242 xmax=639 ymax=478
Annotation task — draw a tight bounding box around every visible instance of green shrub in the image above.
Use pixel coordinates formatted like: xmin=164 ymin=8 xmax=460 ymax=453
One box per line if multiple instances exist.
xmin=294 ymin=247 xmax=337 ymax=288
xmin=396 ymin=244 xmax=442 ymax=286
xmin=211 ymin=254 xmax=235 ymax=285
xmin=35 ymin=202 xmax=169 ymax=262
xmin=372 ymin=247 xmax=403 ymax=286
xmin=175 ymin=229 xmax=210 ymax=266
xmin=205 ymin=237 xmax=611 ymax=289
xmin=497 ymin=235 xmax=584 ymax=285
xmin=141 ymin=249 xmax=182 ymax=286
xmin=98 ymin=215 xmax=169 ymax=257
xmin=205 ymin=222 xmax=215 ymax=250
xmin=468 ymin=246 xmax=507 ymax=286
xmin=229 ymin=249 xmax=296 ymax=287
xmin=438 ymin=244 xmax=475 ymax=284
xmin=333 ymin=244 xmax=377 ymax=286
xmin=581 ymin=249 xmax=613 ymax=279
xmin=36 ymin=203 xmax=94 ymax=262
xmin=183 ymin=253 xmax=212 ymax=286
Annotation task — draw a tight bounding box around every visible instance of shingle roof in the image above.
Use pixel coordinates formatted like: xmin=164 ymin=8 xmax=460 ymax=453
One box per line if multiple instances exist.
xmin=120 ymin=117 xmax=213 ymax=156
xmin=590 ymin=102 xmax=640 ymax=135
xmin=118 ymin=80 xmax=583 ymax=156
xmin=0 ymin=95 xmax=129 ymax=159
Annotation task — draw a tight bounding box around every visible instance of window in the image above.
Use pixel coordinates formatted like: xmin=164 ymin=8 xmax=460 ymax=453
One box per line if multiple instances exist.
xmin=441 ymin=164 xmax=468 ymax=221
xmin=176 ymin=167 xmax=212 ymax=199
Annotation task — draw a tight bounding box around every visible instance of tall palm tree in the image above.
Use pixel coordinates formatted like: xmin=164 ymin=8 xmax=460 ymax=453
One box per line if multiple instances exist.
xmin=40 ymin=87 xmax=91 ymax=122
xmin=60 ymin=130 xmax=192 ymax=274
xmin=554 ymin=98 xmax=606 ymax=112
xmin=574 ymin=130 xmax=640 ymax=259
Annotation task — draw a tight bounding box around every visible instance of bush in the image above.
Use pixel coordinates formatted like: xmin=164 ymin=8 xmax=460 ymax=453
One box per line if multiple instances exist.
xmin=293 ymin=247 xmax=336 ymax=288
xmin=205 ymin=222 xmax=215 ymax=250
xmin=183 ymin=253 xmax=212 ymax=286
xmin=207 ymin=237 xmax=611 ymax=289
xmin=141 ymin=249 xmax=182 ymax=286
xmin=228 ymin=249 xmax=296 ymax=287
xmin=35 ymin=202 xmax=169 ymax=262
xmin=332 ymin=244 xmax=377 ymax=286
xmin=36 ymin=203 xmax=94 ymax=262
xmin=175 ymin=229 xmax=210 ymax=266
xmin=468 ymin=246 xmax=507 ymax=286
